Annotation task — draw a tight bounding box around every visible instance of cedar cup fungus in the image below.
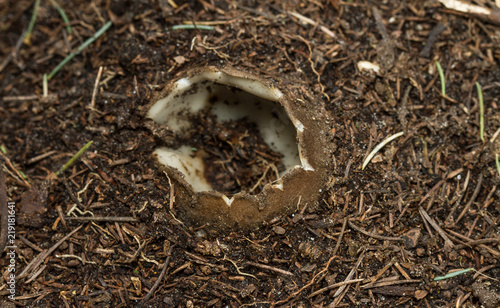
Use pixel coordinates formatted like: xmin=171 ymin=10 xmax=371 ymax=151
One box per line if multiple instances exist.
xmin=146 ymin=66 xmax=333 ymax=229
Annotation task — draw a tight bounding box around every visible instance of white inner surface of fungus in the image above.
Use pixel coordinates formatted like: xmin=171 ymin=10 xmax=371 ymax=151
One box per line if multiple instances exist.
xmin=148 ymin=71 xmax=310 ymax=195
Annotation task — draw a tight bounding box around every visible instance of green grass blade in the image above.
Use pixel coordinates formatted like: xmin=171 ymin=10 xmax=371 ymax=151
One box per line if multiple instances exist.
xmin=476 ymin=82 xmax=484 ymax=142
xmin=48 ymin=21 xmax=113 ymax=80
xmin=49 ymin=0 xmax=72 ymax=34
xmin=56 ymin=141 xmax=93 ymax=176
xmin=434 ymin=268 xmax=473 ymax=281
xmin=170 ymin=24 xmax=214 ymax=31
xmin=23 ymin=0 xmax=41 ymax=45
xmin=435 ymin=61 xmax=445 ymax=97
xmin=76 ymin=21 xmax=113 ymax=53
xmin=43 ymin=73 xmax=48 ymax=97
xmin=496 ymin=154 xmax=500 ymax=179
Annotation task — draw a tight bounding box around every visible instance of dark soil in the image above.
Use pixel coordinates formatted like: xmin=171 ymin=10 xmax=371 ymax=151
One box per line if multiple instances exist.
xmin=1 ymin=0 xmax=500 ymax=307
xmin=185 ymin=114 xmax=284 ymax=196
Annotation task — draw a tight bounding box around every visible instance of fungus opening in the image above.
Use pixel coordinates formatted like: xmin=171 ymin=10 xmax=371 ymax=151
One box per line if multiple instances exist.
xmin=148 ymin=70 xmax=304 ymax=195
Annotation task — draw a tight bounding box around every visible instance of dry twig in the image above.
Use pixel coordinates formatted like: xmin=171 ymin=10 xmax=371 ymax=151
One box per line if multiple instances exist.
xmin=245 ymin=261 xmax=294 ymax=276
xmin=308 ymin=278 xmax=364 ymax=298
xmin=64 ymin=216 xmax=138 ymax=222
xmin=19 ymin=225 xmax=83 ymax=279
xmin=274 ymin=255 xmax=339 ymax=305
xmin=332 ymin=218 xmax=347 ymax=256
xmin=348 ymin=220 xmax=403 ymax=241
xmin=139 ymin=245 xmax=175 ymax=305
xmin=333 ymin=250 xmax=365 ymax=297
xmin=455 ymin=173 xmax=483 ymax=224
xmin=88 ymin=66 xmax=104 ymax=124
xmin=288 ymin=11 xmax=336 ymax=38
xmin=419 ymin=207 xmax=454 ymax=250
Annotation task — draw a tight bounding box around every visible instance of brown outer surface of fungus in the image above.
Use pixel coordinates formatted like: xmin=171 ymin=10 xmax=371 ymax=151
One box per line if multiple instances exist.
xmin=146 ymin=66 xmax=334 ymax=230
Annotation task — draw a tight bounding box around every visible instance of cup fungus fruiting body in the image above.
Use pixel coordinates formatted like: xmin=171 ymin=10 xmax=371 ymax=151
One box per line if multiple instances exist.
xmin=147 ymin=66 xmax=332 ymax=229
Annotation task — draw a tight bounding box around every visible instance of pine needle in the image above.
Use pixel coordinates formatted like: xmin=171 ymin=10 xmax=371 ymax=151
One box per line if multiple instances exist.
xmin=49 ymin=0 xmax=73 ymax=34
xmin=362 ymin=131 xmax=404 ymax=170
xmin=56 ymin=141 xmax=93 ymax=176
xmin=434 ymin=268 xmax=473 ymax=281
xmin=23 ymin=0 xmax=41 ymax=45
xmin=435 ymin=61 xmax=446 ymax=97
xmin=496 ymin=154 xmax=500 ymax=179
xmin=48 ymin=21 xmax=112 ymax=79
xmin=476 ymin=82 xmax=484 ymax=142
xmin=170 ymin=24 xmax=214 ymax=31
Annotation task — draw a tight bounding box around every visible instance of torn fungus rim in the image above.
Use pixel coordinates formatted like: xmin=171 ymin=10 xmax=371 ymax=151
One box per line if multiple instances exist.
xmin=146 ymin=66 xmax=333 ymax=229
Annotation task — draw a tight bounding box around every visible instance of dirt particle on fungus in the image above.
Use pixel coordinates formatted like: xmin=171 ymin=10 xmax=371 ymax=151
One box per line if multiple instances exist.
xmin=472 ymin=281 xmax=500 ymax=308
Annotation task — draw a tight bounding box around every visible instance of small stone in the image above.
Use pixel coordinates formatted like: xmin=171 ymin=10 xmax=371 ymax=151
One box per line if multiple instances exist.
xmin=240 ymin=284 xmax=256 ymax=298
xmin=67 ymin=259 xmax=80 ymax=267
xmin=409 ymin=264 xmax=424 ymax=278
xmin=300 ymin=263 xmax=317 ymax=272
xmin=195 ymin=229 xmax=207 ymax=238
xmin=438 ymin=280 xmax=452 ymax=290
xmin=173 ymin=55 xmax=186 ymax=64
xmin=273 ymin=226 xmax=286 ymax=235
xmin=414 ymin=289 xmax=428 ymax=300
xmin=163 ymin=297 xmax=174 ymax=305
xmin=325 ymin=274 xmax=338 ymax=286
xmin=195 ymin=240 xmax=221 ymax=256
xmin=402 ymin=228 xmax=421 ymax=249
xmin=442 ymin=290 xmax=451 ymax=300
xmin=347 ymin=240 xmax=362 ymax=257
xmin=448 ymin=250 xmax=458 ymax=261
xmin=298 ymin=242 xmax=322 ymax=259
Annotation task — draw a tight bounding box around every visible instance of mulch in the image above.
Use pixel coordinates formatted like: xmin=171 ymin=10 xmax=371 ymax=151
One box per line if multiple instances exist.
xmin=1 ymin=0 xmax=499 ymax=307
